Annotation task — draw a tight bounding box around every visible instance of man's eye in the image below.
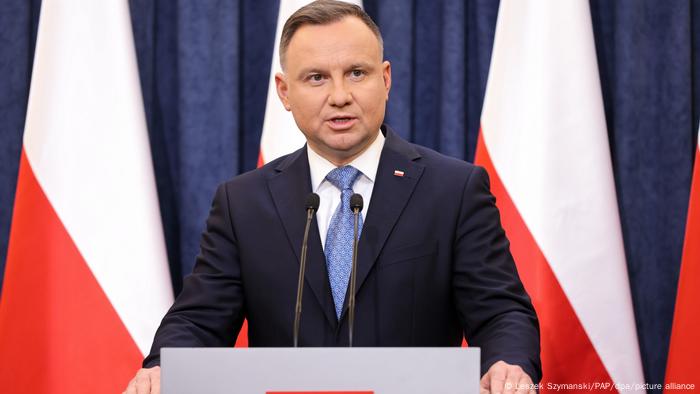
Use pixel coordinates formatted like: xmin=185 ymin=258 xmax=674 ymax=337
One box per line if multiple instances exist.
xmin=309 ymin=74 xmax=324 ymax=82
xmin=350 ymin=70 xmax=365 ymax=78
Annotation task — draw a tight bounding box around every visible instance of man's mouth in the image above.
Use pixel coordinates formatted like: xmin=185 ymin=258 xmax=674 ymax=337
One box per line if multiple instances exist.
xmin=331 ymin=117 xmax=353 ymax=124
xmin=326 ymin=116 xmax=357 ymax=130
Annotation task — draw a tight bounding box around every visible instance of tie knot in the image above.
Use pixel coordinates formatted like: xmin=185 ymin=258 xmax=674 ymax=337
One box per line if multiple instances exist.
xmin=326 ymin=165 xmax=361 ymax=190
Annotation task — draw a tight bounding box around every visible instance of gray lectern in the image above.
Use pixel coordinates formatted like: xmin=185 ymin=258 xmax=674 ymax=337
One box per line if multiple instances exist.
xmin=161 ymin=347 xmax=480 ymax=394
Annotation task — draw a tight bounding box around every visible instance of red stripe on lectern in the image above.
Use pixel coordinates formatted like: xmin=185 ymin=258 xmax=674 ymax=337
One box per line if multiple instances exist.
xmin=268 ymin=391 xmax=374 ymax=394
xmin=0 ymin=150 xmax=142 ymax=393
xmin=474 ymin=133 xmax=613 ymax=388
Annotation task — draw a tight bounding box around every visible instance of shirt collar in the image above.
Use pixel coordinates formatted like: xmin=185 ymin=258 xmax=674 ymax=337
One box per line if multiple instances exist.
xmin=307 ymin=130 xmax=385 ymax=192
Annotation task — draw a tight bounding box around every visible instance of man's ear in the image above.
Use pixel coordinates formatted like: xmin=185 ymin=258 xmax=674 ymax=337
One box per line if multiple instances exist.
xmin=382 ymin=60 xmax=392 ymax=100
xmin=275 ymin=72 xmax=292 ymax=111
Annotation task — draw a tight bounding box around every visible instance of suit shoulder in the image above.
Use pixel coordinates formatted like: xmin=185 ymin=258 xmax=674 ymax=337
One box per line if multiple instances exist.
xmin=410 ymin=143 xmax=482 ymax=178
xmin=219 ymin=149 xmax=301 ymax=192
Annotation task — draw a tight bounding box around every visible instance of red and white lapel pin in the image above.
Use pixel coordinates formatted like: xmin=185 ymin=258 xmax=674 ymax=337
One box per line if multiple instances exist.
xmin=393 ymin=170 xmax=405 ymax=177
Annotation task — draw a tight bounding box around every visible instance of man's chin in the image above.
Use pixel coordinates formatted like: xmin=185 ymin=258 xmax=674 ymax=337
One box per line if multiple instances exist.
xmin=323 ymin=136 xmax=364 ymax=153
xmin=312 ymin=144 xmax=364 ymax=165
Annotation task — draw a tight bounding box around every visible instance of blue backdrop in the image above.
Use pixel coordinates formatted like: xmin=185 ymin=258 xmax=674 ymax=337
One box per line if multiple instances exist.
xmin=0 ymin=1 xmax=697 ymax=390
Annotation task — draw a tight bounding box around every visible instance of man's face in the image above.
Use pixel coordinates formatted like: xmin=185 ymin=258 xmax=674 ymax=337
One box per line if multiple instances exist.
xmin=275 ymin=16 xmax=391 ymax=166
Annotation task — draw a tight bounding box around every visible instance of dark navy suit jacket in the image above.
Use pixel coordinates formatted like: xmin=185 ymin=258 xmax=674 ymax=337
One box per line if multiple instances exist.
xmin=144 ymin=125 xmax=541 ymax=381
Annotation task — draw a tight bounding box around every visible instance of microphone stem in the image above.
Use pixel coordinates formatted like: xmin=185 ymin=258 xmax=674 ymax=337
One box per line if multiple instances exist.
xmin=293 ymin=208 xmax=314 ymax=347
xmin=348 ymin=208 xmax=360 ymax=347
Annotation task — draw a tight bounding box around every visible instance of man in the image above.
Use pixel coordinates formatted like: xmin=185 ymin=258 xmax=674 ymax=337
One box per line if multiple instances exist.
xmin=125 ymin=1 xmax=540 ymax=393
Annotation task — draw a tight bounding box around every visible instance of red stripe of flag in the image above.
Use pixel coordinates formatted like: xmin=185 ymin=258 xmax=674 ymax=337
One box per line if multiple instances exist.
xmin=0 ymin=150 xmax=143 ymax=393
xmin=664 ymin=142 xmax=700 ymax=391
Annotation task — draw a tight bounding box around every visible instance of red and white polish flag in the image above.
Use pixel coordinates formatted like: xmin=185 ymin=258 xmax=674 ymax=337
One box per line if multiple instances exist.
xmin=475 ymin=0 xmax=645 ymax=391
xmin=664 ymin=131 xmax=700 ymax=391
xmin=0 ymin=1 xmax=173 ymax=392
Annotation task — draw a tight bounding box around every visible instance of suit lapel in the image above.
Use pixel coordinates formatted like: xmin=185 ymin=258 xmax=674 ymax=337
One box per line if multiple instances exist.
xmin=340 ymin=127 xmax=425 ymax=319
xmin=267 ymin=147 xmax=338 ymax=328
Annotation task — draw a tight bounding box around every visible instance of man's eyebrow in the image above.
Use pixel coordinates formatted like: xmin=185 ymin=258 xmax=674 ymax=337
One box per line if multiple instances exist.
xmin=348 ymin=62 xmax=374 ymax=70
xmin=295 ymin=62 xmax=376 ymax=79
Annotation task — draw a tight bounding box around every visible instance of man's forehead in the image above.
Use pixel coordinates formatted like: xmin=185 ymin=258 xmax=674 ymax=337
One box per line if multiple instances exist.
xmin=286 ymin=16 xmax=381 ymax=61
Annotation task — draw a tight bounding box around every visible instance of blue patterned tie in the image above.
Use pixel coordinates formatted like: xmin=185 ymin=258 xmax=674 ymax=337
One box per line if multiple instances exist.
xmin=325 ymin=165 xmax=363 ymax=319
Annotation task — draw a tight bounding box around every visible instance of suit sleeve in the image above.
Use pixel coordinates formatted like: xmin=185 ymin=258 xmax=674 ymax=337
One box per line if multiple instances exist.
xmin=143 ymin=183 xmax=245 ymax=367
xmin=452 ymin=166 xmax=542 ymax=382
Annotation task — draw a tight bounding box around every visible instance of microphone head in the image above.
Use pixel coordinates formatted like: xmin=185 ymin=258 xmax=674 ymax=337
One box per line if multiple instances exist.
xmin=350 ymin=193 xmax=364 ymax=212
xmin=305 ymin=193 xmax=320 ymax=211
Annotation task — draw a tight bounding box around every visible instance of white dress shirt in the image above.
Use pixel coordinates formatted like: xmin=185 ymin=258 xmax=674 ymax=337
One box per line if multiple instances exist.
xmin=307 ymin=131 xmax=385 ymax=250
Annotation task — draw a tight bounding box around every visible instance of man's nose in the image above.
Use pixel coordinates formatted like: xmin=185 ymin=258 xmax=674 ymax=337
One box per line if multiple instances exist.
xmin=327 ymin=80 xmax=352 ymax=107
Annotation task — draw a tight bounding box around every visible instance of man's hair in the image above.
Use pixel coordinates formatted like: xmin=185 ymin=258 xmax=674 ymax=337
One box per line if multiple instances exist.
xmin=279 ymin=0 xmax=384 ymax=69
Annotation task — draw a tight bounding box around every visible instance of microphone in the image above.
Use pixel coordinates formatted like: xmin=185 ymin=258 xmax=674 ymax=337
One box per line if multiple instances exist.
xmin=348 ymin=193 xmax=363 ymax=347
xmin=293 ymin=192 xmax=320 ymax=347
